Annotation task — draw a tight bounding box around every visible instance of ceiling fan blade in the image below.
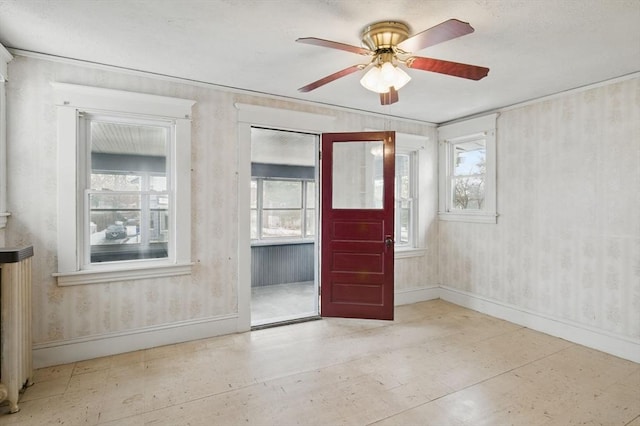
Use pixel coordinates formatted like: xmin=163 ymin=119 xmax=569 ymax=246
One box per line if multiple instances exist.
xmin=296 ymin=37 xmax=372 ymax=56
xmin=298 ymin=64 xmax=365 ymax=93
xmin=397 ymin=19 xmax=475 ymax=53
xmin=405 ymin=56 xmax=489 ymax=80
xmin=380 ymin=87 xmax=399 ymax=105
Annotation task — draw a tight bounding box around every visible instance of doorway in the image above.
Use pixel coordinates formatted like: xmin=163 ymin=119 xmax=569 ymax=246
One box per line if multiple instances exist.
xmin=249 ymin=127 xmax=319 ymax=327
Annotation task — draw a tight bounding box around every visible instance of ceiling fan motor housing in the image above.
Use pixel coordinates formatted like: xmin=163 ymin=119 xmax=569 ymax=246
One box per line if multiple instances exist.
xmin=361 ymin=21 xmax=410 ymax=51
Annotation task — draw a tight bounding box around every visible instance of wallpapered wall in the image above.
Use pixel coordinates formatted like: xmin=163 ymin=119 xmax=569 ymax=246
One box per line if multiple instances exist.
xmin=6 ymin=56 xmax=438 ymax=346
xmin=439 ymin=77 xmax=640 ymax=340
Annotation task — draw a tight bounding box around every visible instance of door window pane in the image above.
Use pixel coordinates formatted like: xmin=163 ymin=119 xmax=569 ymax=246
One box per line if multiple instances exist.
xmin=332 ymin=141 xmax=384 ymax=209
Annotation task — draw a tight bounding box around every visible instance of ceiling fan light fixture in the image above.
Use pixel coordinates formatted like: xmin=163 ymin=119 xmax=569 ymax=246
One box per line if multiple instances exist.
xmin=360 ymin=62 xmax=411 ymax=94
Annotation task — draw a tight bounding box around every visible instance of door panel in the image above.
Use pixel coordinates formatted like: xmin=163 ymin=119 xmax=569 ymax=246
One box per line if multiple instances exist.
xmin=321 ymin=131 xmax=395 ymax=320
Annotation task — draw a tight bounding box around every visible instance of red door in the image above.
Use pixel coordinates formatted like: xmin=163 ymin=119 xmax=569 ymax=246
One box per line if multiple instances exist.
xmin=321 ymin=131 xmax=395 ymax=320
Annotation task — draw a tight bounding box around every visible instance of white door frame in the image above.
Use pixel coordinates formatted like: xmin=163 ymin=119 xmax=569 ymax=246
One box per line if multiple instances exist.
xmin=235 ymin=104 xmax=335 ymax=331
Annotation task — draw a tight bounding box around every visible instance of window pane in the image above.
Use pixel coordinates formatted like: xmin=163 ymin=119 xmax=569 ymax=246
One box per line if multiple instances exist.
xmin=263 ymin=180 xmax=302 ymax=208
xmin=398 ymin=205 xmax=410 ymax=245
xmin=148 ymin=206 xmax=169 ymax=243
xmin=396 ymin=154 xmax=410 ymax=200
xmin=452 ymin=177 xmax=485 ymax=210
xmin=305 ymin=208 xmax=315 ymax=237
xmin=262 ymin=210 xmax=302 ymax=238
xmin=250 ymin=180 xmax=258 ymax=208
xmin=150 ymin=175 xmax=166 ymax=191
xmin=91 ymin=173 xmax=141 ymax=191
xmin=250 ymin=209 xmax=258 ymax=239
xmin=332 ymin=141 xmax=383 ymax=209
xmin=89 ymin=193 xmax=168 ymax=262
xmin=88 ymin=119 xmax=170 ymax=263
xmin=454 ymin=140 xmax=485 ymax=176
xmin=306 ymin=181 xmax=315 ymax=207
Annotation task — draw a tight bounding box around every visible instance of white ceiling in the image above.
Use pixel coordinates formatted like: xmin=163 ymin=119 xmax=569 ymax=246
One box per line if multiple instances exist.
xmin=0 ymin=0 xmax=638 ymax=124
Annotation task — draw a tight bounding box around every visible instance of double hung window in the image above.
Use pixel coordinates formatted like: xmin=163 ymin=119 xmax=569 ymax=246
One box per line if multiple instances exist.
xmin=438 ymin=114 xmax=497 ymax=223
xmin=394 ymin=152 xmax=415 ymax=248
xmin=53 ymin=83 xmax=194 ymax=285
xmin=85 ymin=115 xmax=171 ymax=263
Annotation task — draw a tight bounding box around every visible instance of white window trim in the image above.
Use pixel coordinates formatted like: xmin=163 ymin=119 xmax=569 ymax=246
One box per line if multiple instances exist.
xmin=52 ymin=83 xmax=195 ymax=286
xmin=0 ymin=43 xmax=12 ymax=229
xmin=438 ymin=114 xmax=497 ymax=224
xmin=368 ymin=130 xmax=430 ymax=259
xmin=251 ymin=177 xmax=316 ymax=243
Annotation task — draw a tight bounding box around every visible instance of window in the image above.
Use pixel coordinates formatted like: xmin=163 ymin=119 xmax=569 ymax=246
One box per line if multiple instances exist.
xmin=53 ymin=83 xmax=195 ymax=285
xmin=438 ymin=114 xmax=497 ymax=223
xmin=251 ymin=178 xmax=315 ymax=241
xmin=395 ymin=152 xmax=415 ymax=247
xmin=394 ymin=132 xmax=431 ymax=258
xmin=85 ymin=115 xmax=170 ymax=264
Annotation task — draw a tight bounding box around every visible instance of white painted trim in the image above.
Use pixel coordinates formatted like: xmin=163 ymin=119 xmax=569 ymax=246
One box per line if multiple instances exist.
xmin=438 ymin=114 xmax=497 ymax=140
xmin=236 ymin=105 xmax=332 ymax=332
xmin=9 ymin=49 xmax=436 ymax=126
xmin=51 ymin=82 xmax=195 ymax=119
xmin=29 ymin=285 xmax=640 ymax=366
xmin=0 ymin=43 xmax=12 ymax=79
xmin=235 ymin=103 xmax=336 ymax=132
xmin=56 ymin=106 xmax=79 ymax=272
xmin=395 ymin=248 xmax=427 ymax=259
xmin=54 ymin=263 xmax=193 ymax=286
xmin=439 ymin=286 xmax=640 ymax=364
xmin=438 ymin=211 xmax=498 ymax=224
xmin=438 ymin=116 xmax=497 ymax=223
xmin=394 ymin=286 xmax=440 ymax=306
xmin=0 ymin=45 xmax=11 ymax=230
xmin=32 ymin=314 xmax=239 ymax=368
xmin=0 ymin=212 xmax=9 ymax=228
xmin=54 ymin=85 xmax=194 ymax=281
xmin=237 ymin=122 xmax=252 ymax=332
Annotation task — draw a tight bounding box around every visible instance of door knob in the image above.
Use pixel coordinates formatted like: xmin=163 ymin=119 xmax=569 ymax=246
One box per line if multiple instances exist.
xmin=385 ymin=236 xmax=394 ymax=248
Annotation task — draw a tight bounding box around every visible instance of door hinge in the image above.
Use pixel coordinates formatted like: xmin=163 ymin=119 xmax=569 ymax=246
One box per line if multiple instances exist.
xmin=319 ymin=151 xmax=322 ymax=160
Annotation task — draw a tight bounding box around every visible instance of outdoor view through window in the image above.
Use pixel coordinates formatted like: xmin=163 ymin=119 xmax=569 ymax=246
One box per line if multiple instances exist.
xmin=452 ymin=139 xmax=486 ymax=210
xmin=88 ymin=119 xmax=170 ymax=263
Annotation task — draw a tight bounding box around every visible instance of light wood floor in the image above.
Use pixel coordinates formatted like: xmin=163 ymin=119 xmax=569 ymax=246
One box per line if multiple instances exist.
xmin=1 ymin=300 xmax=638 ymax=425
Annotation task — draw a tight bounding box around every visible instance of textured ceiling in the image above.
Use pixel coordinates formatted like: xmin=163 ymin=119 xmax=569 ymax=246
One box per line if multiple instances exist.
xmin=0 ymin=0 xmax=638 ymax=124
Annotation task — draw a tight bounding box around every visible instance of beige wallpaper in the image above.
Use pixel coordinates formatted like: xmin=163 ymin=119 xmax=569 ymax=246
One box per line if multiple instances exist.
xmin=6 ymin=56 xmax=438 ymax=346
xmin=439 ymin=77 xmax=640 ymax=340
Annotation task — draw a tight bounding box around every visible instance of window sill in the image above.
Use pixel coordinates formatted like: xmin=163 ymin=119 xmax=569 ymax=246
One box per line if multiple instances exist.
xmin=395 ymin=247 xmax=427 ymax=259
xmin=251 ymin=239 xmax=315 ymax=247
xmin=438 ymin=211 xmax=498 ymax=224
xmin=54 ymin=262 xmax=193 ymax=286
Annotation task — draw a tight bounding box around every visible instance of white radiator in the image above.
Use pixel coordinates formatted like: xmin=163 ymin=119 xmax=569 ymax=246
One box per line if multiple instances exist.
xmin=0 ymin=246 xmax=34 ymax=414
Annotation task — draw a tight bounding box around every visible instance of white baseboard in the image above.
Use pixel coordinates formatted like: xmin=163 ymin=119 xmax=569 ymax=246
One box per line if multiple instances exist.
xmin=439 ymin=286 xmax=640 ymax=364
xmin=395 ymin=286 xmax=440 ymax=306
xmin=31 ymin=287 xmax=640 ymax=367
xmin=32 ymin=314 xmax=239 ymax=368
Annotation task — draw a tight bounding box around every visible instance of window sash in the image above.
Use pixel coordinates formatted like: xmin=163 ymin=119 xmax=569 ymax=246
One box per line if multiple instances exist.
xmin=81 ymin=113 xmax=175 ymax=268
xmin=251 ymin=177 xmax=315 ymax=241
xmin=446 ymin=138 xmax=487 ymax=212
xmin=394 ymin=151 xmax=417 ymax=248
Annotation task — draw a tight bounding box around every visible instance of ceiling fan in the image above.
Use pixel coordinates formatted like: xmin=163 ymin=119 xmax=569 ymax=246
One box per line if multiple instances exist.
xmin=296 ymin=19 xmax=489 ymax=105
